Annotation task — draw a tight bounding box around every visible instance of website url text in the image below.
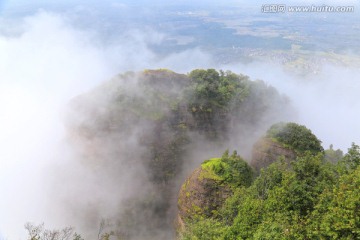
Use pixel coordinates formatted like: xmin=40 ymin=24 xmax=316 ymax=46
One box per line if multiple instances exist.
xmin=261 ymin=5 xmax=355 ymax=13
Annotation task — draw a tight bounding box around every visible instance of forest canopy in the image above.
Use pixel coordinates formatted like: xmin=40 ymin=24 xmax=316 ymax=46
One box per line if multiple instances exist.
xmin=179 ymin=134 xmax=360 ymax=240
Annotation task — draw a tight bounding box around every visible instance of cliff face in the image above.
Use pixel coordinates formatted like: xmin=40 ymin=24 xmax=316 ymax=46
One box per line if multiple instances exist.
xmin=177 ymin=166 xmax=232 ymax=223
xmin=251 ymin=137 xmax=296 ymax=173
xmin=251 ymin=122 xmax=324 ymax=173
xmin=177 ymin=154 xmax=253 ymax=232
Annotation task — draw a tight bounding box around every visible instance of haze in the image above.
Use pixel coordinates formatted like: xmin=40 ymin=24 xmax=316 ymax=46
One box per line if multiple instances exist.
xmin=0 ymin=0 xmax=359 ymax=239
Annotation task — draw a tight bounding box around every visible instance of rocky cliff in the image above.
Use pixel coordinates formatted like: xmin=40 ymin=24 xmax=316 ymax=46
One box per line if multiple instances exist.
xmin=251 ymin=122 xmax=323 ymax=173
xmin=251 ymin=137 xmax=296 ymax=173
xmin=177 ymin=152 xmax=253 ymax=231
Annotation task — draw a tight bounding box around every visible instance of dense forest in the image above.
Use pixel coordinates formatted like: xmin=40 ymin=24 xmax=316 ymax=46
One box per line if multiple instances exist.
xmin=179 ymin=123 xmax=360 ymax=239
xmin=25 ymin=69 xmax=359 ymax=239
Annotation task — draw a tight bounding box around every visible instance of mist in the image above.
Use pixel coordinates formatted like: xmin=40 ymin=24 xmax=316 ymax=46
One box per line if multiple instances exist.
xmin=0 ymin=9 xmax=216 ymax=239
xmin=225 ymin=62 xmax=360 ymax=151
xmin=0 ymin=2 xmax=359 ymax=239
xmin=0 ymin=11 xmax=113 ymax=239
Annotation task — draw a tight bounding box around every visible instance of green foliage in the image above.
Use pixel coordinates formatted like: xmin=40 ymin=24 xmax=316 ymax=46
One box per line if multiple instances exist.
xmin=181 ymin=144 xmax=360 ymax=240
xmin=201 ymin=150 xmax=254 ymax=188
xmin=341 ymin=142 xmax=360 ymax=171
xmin=185 ymin=69 xmax=252 ymax=138
xmin=324 ymin=144 xmax=343 ymax=164
xmin=252 ymin=159 xmax=287 ymax=200
xmin=268 ymin=153 xmax=325 ymax=216
xmin=266 ymin=122 xmax=324 ymax=154
xmin=180 ymin=218 xmax=228 ymax=240
xmin=72 ymin=234 xmax=84 ymax=240
xmin=226 ymin=194 xmax=264 ymax=239
xmin=187 ymin=69 xmax=249 ymax=111
xmin=309 ymin=165 xmax=360 ymax=239
xmin=219 ymin=187 xmax=248 ymax=225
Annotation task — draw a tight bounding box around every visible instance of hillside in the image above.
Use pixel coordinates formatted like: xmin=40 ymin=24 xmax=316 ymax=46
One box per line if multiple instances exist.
xmin=24 ymin=69 xmax=360 ymax=239
xmin=178 ymin=123 xmax=360 ymax=240
xmin=62 ymin=69 xmax=292 ymax=239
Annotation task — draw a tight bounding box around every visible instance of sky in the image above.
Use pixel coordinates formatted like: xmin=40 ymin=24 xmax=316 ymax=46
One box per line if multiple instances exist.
xmin=0 ymin=0 xmax=359 ymax=239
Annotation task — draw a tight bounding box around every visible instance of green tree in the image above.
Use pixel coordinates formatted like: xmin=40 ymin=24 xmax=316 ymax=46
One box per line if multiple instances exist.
xmin=266 ymin=122 xmax=324 ymax=154
xmin=263 ymin=153 xmax=334 ymax=217
xmin=226 ymin=194 xmax=264 ymax=239
xmin=309 ymin=165 xmax=360 ymax=239
xmin=252 ymin=159 xmax=287 ymax=200
xmin=324 ymin=144 xmax=343 ymax=164
xmin=180 ymin=219 xmax=228 ymax=240
xmin=186 ymin=69 xmax=250 ymax=138
xmin=341 ymin=142 xmax=360 ymax=171
xmin=201 ymin=150 xmax=254 ymax=189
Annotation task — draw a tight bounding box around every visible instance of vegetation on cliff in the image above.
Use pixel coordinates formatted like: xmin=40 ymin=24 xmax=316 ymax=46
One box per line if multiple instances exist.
xmin=266 ymin=122 xmax=324 ymax=154
xmin=179 ymin=125 xmax=360 ymax=240
xmin=251 ymin=122 xmax=323 ymax=173
xmin=177 ymin=151 xmax=253 ymax=226
xmin=62 ymin=68 xmax=291 ymax=239
xmin=24 ymin=68 xmax=360 ymax=239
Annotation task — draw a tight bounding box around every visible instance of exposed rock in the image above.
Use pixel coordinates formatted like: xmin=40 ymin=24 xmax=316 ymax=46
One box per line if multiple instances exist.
xmin=177 ymin=153 xmax=253 ymax=231
xmin=251 ymin=137 xmax=296 ymax=173
xmin=177 ymin=166 xmax=232 ymax=222
xmin=251 ymin=122 xmax=323 ymax=173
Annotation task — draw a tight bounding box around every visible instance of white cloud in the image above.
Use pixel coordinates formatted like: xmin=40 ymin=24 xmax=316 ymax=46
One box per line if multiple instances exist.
xmin=224 ymin=61 xmax=360 ymax=151
xmin=0 ymin=11 xmax=112 ymax=239
xmin=0 ymin=9 xmax=214 ymax=239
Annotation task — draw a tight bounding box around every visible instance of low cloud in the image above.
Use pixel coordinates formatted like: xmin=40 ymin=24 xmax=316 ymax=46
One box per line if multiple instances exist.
xmin=223 ymin=62 xmax=360 ymax=151
xmin=0 ymin=10 xmax=215 ymax=239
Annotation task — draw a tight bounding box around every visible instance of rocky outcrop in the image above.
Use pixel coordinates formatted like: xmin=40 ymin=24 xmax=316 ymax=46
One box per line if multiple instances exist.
xmin=177 ymin=154 xmax=253 ymax=232
xmin=251 ymin=122 xmax=323 ymax=173
xmin=177 ymin=166 xmax=232 ymax=223
xmin=251 ymin=137 xmax=296 ymax=173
